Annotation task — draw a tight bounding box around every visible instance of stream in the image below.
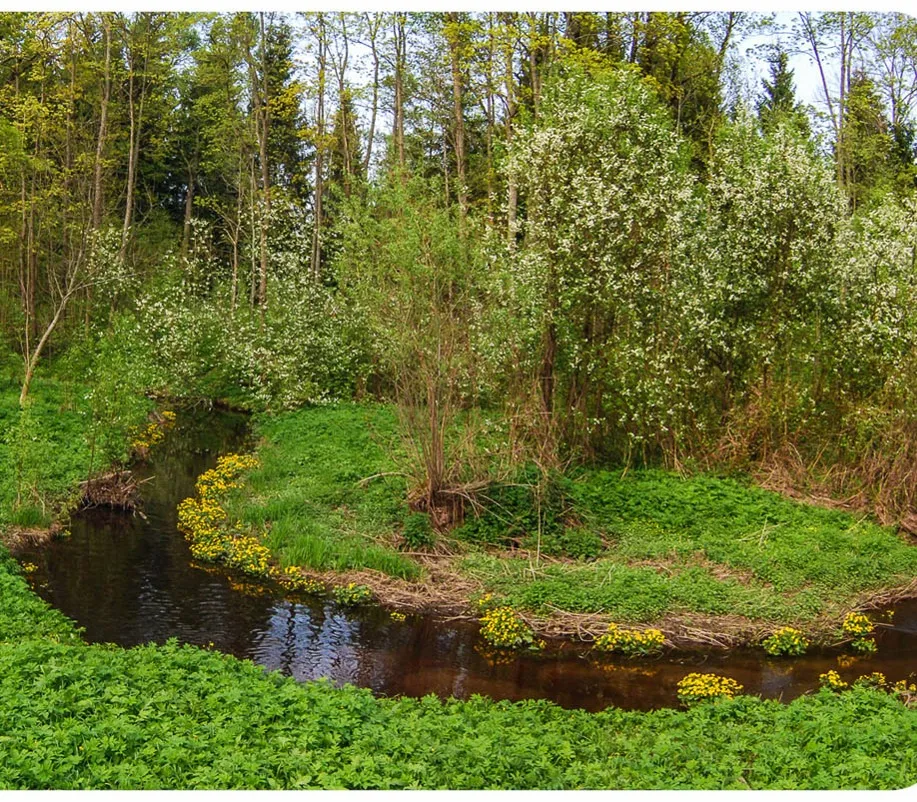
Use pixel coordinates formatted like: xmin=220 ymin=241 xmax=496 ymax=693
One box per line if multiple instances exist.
xmin=16 ymin=409 xmax=917 ymax=712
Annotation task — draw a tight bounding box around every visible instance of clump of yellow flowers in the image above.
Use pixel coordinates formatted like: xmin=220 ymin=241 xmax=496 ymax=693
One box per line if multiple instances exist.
xmin=819 ymin=670 xmax=849 ymax=691
xmin=841 ymin=611 xmax=877 ymax=654
xmin=130 ymin=410 xmax=176 ymax=452
xmin=594 ymin=623 xmax=665 ymax=657
xmin=676 ymin=673 xmax=743 ymax=705
xmin=820 ymin=670 xmax=917 ymax=708
xmin=472 ymin=592 xmax=499 ymax=613
xmin=762 ymin=626 xmax=809 ymax=657
xmin=332 ymin=582 xmax=374 ymax=606
xmin=390 ymin=611 xmax=407 ymax=622
xmin=854 ymin=671 xmax=887 ymax=689
xmin=178 ymin=453 xmax=320 ymax=595
xmin=278 ymin=566 xmax=324 ymax=594
xmin=479 ymin=606 xmax=535 ymax=649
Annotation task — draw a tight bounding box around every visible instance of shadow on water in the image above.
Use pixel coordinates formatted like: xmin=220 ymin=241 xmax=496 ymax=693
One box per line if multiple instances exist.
xmin=17 ymin=409 xmax=917 ymax=712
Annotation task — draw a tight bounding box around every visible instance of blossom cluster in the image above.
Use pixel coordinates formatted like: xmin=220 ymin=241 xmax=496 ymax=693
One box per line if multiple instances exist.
xmin=842 ymin=611 xmax=877 ymax=654
xmin=130 ymin=410 xmax=176 ymax=452
xmin=676 ymin=673 xmax=743 ymax=705
xmin=479 ymin=606 xmax=534 ymax=649
xmin=819 ymin=670 xmax=849 ymax=691
xmin=842 ymin=612 xmax=874 ymax=636
xmin=594 ymin=623 xmax=665 ymax=657
xmin=761 ymin=626 xmax=809 ymax=657
xmin=332 ymin=582 xmax=374 ymax=606
xmin=821 ymin=670 xmax=917 ymax=708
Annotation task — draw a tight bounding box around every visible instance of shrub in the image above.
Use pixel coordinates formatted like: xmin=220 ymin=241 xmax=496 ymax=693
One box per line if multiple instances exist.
xmin=455 ymin=466 xmax=572 ymax=548
xmin=526 ymin=527 xmax=604 ymax=560
xmin=762 ymin=626 xmax=809 ymax=656
xmin=277 ymin=567 xmax=324 ymax=594
xmin=854 ymin=672 xmax=887 ymax=689
xmin=676 ymin=673 xmax=743 ymax=705
xmin=851 ymin=637 xmax=878 ymax=654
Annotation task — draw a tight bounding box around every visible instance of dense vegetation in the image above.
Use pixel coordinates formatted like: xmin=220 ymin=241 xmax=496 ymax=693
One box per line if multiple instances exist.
xmin=3 ymin=11 xmax=917 ymax=789
xmin=2 ymin=13 xmax=917 ymax=528
xmin=0 ymin=375 xmax=150 ymax=528
xmin=2 ymin=549 xmax=917 ymax=789
xmin=208 ymin=404 xmax=917 ymax=642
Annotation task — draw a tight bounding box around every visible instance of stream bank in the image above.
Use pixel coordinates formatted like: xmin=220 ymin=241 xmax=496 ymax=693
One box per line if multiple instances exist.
xmin=14 ymin=408 xmax=917 ymax=712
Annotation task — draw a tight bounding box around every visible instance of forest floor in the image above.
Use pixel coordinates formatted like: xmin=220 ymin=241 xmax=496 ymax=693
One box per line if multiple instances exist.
xmin=218 ymin=404 xmax=917 ymax=649
xmin=2 ymin=545 xmax=917 ymax=789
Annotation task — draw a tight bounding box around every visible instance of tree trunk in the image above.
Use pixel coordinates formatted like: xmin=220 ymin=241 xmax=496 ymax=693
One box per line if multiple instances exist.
xmin=392 ymin=13 xmax=407 ymax=174
xmin=20 ymin=294 xmax=71 ymax=407
xmin=258 ymin=12 xmax=270 ymax=313
xmin=181 ymin=161 xmax=195 ymax=260
xmin=500 ymin=12 xmax=517 ymax=246
xmin=362 ymin=13 xmax=381 ymax=176
xmin=92 ymin=14 xmax=111 ymax=230
xmin=310 ymin=13 xmax=327 ymax=281
xmin=445 ymin=12 xmax=467 ymax=220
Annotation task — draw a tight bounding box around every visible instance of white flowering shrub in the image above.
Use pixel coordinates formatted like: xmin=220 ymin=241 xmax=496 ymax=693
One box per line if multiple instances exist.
xmin=685 ymin=111 xmax=845 ymax=447
xmin=119 ymin=208 xmax=366 ymax=410
xmin=831 ymin=193 xmax=917 ymax=404
xmin=507 ymin=65 xmax=698 ymax=458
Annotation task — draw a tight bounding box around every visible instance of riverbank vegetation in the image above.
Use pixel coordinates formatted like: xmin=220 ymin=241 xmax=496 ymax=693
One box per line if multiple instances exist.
xmin=0 ymin=373 xmax=152 ymax=532
xmin=197 ymin=403 xmax=917 ymax=646
xmin=3 ymin=10 xmax=917 ymax=788
xmin=2 ymin=549 xmax=917 ymax=789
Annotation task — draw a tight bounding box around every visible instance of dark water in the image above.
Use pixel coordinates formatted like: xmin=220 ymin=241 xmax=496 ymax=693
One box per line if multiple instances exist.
xmin=17 ymin=410 xmax=917 ymax=712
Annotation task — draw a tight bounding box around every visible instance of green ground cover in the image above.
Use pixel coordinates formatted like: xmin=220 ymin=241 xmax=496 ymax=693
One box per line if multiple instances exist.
xmin=0 ymin=369 xmax=152 ymax=530
xmin=1 ymin=548 xmax=916 ymax=790
xmin=0 ymin=376 xmax=98 ymax=529
xmin=228 ymin=405 xmax=917 ymax=635
xmin=224 ymin=404 xmax=419 ymax=579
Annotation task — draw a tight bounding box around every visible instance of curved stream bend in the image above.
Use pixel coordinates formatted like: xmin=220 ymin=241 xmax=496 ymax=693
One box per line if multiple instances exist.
xmin=18 ymin=410 xmax=917 ymax=712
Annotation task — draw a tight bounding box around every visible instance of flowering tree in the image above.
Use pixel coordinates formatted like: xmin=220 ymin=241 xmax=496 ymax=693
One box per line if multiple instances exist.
xmin=686 ymin=112 xmax=844 ymax=450
xmin=507 ymin=64 xmax=696 ymax=461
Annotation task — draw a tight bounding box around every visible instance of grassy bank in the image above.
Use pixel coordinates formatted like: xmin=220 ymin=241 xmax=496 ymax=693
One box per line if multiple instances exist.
xmin=224 ymin=404 xmax=418 ymax=579
xmin=215 ymin=404 xmax=917 ymax=646
xmin=0 ymin=370 xmax=152 ymax=534
xmin=2 ymin=548 xmax=917 ymax=789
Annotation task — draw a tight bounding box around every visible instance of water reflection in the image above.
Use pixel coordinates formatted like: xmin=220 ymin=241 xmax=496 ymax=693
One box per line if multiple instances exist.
xmin=17 ymin=409 xmax=917 ymax=713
